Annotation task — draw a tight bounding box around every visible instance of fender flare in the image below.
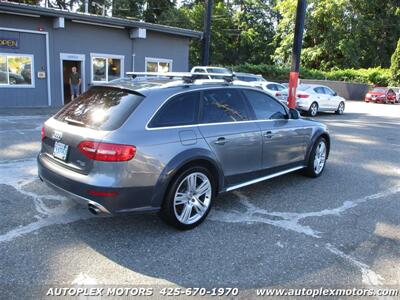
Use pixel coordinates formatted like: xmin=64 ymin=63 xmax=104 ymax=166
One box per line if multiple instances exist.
xmin=150 ymin=148 xmax=224 ymax=208
xmin=305 ymin=128 xmax=331 ymax=163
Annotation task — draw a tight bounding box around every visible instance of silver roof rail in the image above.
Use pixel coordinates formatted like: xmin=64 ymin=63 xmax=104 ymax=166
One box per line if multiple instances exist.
xmin=126 ymin=71 xmax=235 ymax=83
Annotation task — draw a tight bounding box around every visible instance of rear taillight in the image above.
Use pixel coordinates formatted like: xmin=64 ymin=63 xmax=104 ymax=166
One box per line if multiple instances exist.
xmin=297 ymin=94 xmax=309 ymax=99
xmin=275 ymin=92 xmax=282 ymax=97
xmin=41 ymin=126 xmax=45 ymax=140
xmin=78 ymin=141 xmax=136 ymax=161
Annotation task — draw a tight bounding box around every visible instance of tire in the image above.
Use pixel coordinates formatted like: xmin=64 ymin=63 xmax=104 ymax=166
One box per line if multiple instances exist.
xmin=160 ymin=166 xmax=215 ymax=230
xmin=308 ymin=102 xmax=318 ymax=117
xmin=303 ymin=137 xmax=328 ymax=178
xmin=335 ymin=101 xmax=345 ymax=115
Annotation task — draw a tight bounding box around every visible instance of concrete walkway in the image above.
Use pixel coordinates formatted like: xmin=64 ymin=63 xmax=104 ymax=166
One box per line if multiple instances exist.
xmin=0 ymin=107 xmax=60 ymax=116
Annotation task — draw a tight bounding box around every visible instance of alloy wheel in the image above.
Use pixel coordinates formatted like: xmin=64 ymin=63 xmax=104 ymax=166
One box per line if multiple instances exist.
xmin=173 ymin=172 xmax=212 ymax=225
xmin=313 ymin=141 xmax=327 ymax=175
xmin=310 ymin=103 xmax=318 ymax=117
xmin=338 ymin=102 xmax=344 ymax=114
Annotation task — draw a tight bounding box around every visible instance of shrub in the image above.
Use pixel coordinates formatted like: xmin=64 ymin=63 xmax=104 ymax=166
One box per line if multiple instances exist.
xmin=228 ymin=64 xmax=392 ymax=86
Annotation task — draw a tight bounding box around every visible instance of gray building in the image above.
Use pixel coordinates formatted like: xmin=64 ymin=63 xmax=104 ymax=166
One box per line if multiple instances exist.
xmin=0 ymin=2 xmax=202 ymax=107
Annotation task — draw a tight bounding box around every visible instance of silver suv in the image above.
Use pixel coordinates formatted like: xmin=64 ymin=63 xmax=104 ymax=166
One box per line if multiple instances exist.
xmin=38 ymin=76 xmax=330 ymax=229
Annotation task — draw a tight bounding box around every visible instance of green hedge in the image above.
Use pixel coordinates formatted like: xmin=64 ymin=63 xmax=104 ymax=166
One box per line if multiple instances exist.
xmin=229 ymin=64 xmax=392 ymax=86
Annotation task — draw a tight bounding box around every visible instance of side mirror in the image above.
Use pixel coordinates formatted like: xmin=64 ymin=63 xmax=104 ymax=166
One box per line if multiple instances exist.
xmin=333 ymin=92 xmax=338 ymax=96
xmin=289 ymin=108 xmax=300 ymax=119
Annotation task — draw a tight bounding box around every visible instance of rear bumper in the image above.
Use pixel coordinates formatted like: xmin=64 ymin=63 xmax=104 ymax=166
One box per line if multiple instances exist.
xmin=40 ymin=175 xmax=111 ymax=214
xmin=296 ymin=103 xmax=311 ymax=111
xmin=37 ymin=154 xmax=159 ymax=214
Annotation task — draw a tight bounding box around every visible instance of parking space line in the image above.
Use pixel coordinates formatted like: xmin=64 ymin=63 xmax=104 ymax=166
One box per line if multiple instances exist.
xmin=209 ymin=186 xmax=400 ymax=238
xmin=325 ymin=243 xmax=384 ymax=286
xmin=0 ymin=158 xmax=94 ymax=243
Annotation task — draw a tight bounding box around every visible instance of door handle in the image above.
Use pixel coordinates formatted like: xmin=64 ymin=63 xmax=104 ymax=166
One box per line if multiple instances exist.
xmin=214 ymin=137 xmax=227 ymax=145
xmin=263 ymin=131 xmax=273 ymax=138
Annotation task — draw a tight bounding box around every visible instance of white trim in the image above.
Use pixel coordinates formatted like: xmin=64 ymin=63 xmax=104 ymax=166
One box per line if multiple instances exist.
xmin=59 ymin=53 xmax=86 ymax=105
xmin=147 ymin=119 xmax=313 ymax=131
xmin=225 ymin=166 xmax=305 ymax=192
xmin=145 ymin=57 xmax=173 ymax=73
xmin=71 ymin=20 xmax=125 ymax=29
xmin=45 ymin=32 xmax=50 ymax=106
xmin=0 ymin=53 xmax=35 ymax=88
xmin=0 ymin=27 xmax=51 ymax=106
xmin=90 ymin=53 xmax=124 ymax=83
xmin=0 ymin=11 xmax=40 ymax=18
xmin=0 ymin=27 xmax=47 ymax=35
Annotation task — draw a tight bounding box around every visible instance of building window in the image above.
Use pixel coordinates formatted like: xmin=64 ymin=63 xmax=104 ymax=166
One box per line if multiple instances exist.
xmin=145 ymin=57 xmax=172 ymax=73
xmin=0 ymin=54 xmax=34 ymax=87
xmin=91 ymin=54 xmax=124 ymax=83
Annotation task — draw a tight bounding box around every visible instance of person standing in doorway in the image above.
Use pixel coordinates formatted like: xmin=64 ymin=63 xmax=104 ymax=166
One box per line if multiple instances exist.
xmin=69 ymin=66 xmax=81 ymax=101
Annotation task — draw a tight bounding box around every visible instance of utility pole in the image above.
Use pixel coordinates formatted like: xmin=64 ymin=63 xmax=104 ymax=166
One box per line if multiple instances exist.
xmin=202 ymin=0 xmax=213 ymax=66
xmin=287 ymin=0 xmax=307 ymax=109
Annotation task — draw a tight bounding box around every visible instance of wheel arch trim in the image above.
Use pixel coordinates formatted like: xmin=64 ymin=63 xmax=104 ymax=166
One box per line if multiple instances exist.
xmin=150 ymin=148 xmax=224 ymax=208
xmin=305 ymin=129 xmax=331 ymax=163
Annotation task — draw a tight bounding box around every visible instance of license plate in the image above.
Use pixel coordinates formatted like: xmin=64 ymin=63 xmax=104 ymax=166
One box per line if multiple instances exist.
xmin=53 ymin=141 xmax=69 ymax=161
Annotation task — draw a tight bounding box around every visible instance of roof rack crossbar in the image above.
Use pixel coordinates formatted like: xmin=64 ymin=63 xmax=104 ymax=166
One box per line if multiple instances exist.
xmin=126 ymin=71 xmax=235 ymax=83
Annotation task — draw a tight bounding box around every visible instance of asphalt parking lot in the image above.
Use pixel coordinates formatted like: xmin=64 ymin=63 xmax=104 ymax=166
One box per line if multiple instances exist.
xmin=0 ymin=101 xmax=399 ymax=298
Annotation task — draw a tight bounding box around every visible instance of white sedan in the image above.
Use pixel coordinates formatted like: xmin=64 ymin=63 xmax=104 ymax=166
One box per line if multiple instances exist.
xmin=233 ymin=73 xmax=288 ymax=103
xmin=295 ymin=84 xmax=346 ymax=117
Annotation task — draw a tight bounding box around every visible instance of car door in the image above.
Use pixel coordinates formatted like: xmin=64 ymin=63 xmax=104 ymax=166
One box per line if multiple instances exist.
xmin=198 ymin=88 xmax=262 ymax=185
xmin=323 ymin=87 xmax=339 ymax=109
xmin=313 ymin=86 xmax=330 ymax=110
xmin=242 ymin=89 xmax=307 ymax=170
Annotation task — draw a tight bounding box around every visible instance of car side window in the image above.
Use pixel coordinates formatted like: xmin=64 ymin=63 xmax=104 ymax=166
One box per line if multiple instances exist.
xmin=192 ymin=68 xmax=209 ymax=79
xmin=323 ymin=87 xmax=335 ymax=96
xmin=201 ymin=89 xmax=251 ymax=123
xmin=149 ymin=92 xmax=200 ymax=128
xmin=267 ymin=84 xmax=277 ymax=91
xmin=314 ymin=87 xmax=325 ymax=94
xmin=276 ymin=84 xmax=285 ymax=91
xmin=243 ymin=90 xmax=287 ymax=120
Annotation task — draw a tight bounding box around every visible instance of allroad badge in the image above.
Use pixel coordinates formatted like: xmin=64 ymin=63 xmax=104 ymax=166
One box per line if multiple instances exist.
xmin=52 ymin=131 xmax=63 ymax=140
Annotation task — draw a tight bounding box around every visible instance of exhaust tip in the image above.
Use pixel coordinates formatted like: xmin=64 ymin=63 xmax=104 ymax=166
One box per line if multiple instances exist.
xmin=88 ymin=204 xmax=101 ymax=215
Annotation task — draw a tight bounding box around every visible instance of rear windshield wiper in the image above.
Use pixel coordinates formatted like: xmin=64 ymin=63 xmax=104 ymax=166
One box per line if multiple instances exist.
xmin=65 ymin=117 xmax=86 ymax=127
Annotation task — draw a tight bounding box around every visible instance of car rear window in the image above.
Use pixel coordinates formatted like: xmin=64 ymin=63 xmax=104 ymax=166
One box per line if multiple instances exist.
xmin=371 ymin=88 xmax=386 ymax=93
xmin=54 ymin=86 xmax=144 ymax=130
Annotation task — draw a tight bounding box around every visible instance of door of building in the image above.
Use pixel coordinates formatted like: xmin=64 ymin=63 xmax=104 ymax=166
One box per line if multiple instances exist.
xmin=62 ymin=60 xmax=82 ymax=104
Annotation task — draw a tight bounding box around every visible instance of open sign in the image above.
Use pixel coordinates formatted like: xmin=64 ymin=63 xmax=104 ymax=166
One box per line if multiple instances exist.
xmin=0 ymin=38 xmax=19 ymax=49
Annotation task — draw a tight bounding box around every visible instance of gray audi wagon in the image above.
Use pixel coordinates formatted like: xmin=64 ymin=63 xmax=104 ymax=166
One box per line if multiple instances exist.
xmin=38 ymin=76 xmax=330 ymax=229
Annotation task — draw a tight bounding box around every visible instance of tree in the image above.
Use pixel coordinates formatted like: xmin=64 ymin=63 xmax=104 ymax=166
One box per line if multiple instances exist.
xmin=232 ymin=0 xmax=278 ymax=65
xmin=273 ymin=0 xmax=400 ymax=70
xmin=112 ymin=0 xmax=145 ymax=19
xmin=390 ymin=39 xmax=400 ymax=84
xmin=156 ymin=1 xmax=238 ymax=66
xmin=156 ymin=0 xmax=277 ymax=66
xmin=6 ymin=0 xmax=41 ymax=4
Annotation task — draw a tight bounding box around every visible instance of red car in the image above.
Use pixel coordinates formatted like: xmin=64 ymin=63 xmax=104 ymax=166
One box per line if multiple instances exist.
xmin=365 ymin=87 xmax=397 ymax=104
